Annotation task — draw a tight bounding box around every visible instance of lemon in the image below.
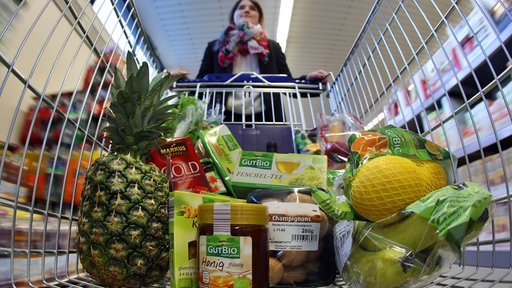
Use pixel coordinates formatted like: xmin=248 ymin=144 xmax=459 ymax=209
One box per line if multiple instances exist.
xmin=350 ymin=155 xmax=447 ymax=222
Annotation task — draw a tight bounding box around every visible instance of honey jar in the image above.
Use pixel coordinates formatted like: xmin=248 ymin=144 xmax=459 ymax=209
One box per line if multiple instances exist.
xmin=197 ymin=202 xmax=269 ymax=287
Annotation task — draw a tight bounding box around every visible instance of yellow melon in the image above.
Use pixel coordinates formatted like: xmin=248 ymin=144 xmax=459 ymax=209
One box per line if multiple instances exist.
xmin=410 ymin=159 xmax=447 ymax=192
xmin=350 ymin=155 xmax=446 ymax=222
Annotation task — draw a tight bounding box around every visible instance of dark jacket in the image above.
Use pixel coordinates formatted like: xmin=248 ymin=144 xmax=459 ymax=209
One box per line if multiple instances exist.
xmin=196 ymin=39 xmax=299 ymax=122
xmin=197 ymin=39 xmax=294 ymax=78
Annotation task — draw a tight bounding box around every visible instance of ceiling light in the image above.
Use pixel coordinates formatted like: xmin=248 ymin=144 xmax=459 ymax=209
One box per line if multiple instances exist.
xmin=276 ymin=0 xmax=294 ymax=52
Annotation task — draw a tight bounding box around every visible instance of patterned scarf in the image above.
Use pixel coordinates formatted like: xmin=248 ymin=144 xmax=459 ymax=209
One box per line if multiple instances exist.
xmin=215 ymin=22 xmax=269 ymax=68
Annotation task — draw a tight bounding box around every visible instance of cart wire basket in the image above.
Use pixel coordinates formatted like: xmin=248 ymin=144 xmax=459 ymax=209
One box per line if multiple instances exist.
xmin=173 ymin=72 xmax=333 ymax=153
xmin=0 ymin=0 xmax=511 ymax=287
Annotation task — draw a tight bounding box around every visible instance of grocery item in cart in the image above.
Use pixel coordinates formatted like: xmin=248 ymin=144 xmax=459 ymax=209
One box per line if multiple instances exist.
xmin=197 ymin=202 xmax=269 ymax=287
xmin=339 ymin=182 xmax=493 ymax=288
xmin=318 ymin=113 xmax=364 ymax=170
xmin=343 ymin=125 xmax=456 ymax=223
xmin=311 ymin=124 xmax=493 ymax=288
xmin=318 ymin=181 xmax=493 ymax=288
xmin=349 ymin=155 xmax=448 ymax=222
xmin=199 ymin=124 xmax=327 ymax=198
xmin=162 ymin=95 xmax=206 ymax=144
xmin=169 ymin=191 xmax=245 ymax=288
xmin=247 ymin=187 xmax=337 ymax=287
xmin=149 ymin=136 xmax=214 ymax=193
xmin=77 ymin=53 xmax=182 ymax=287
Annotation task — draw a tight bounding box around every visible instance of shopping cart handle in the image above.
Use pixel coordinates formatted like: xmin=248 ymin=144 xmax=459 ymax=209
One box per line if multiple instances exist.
xmin=176 ymin=73 xmax=323 ymax=87
xmin=179 ymin=72 xmax=296 ymax=84
xmin=225 ymin=72 xmax=274 ymax=84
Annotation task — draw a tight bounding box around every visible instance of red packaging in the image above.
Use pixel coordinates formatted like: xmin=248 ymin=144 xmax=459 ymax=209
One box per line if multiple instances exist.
xmin=150 ymin=136 xmax=211 ymax=193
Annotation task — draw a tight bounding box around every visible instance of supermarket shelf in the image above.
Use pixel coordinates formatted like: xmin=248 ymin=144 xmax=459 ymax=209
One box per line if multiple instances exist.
xmin=0 ymin=254 xmax=83 ymax=286
xmin=452 ymin=125 xmax=512 ymax=159
xmin=393 ymin=18 xmax=512 ymax=129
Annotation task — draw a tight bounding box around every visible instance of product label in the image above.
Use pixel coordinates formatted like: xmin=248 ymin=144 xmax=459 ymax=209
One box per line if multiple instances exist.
xmin=232 ymin=152 xmax=327 ymax=187
xmin=239 ymin=152 xmax=273 ymax=170
xmin=151 ymin=136 xmax=212 ymax=194
xmin=199 ymin=235 xmax=252 ymax=288
xmin=406 ymin=181 xmax=492 ymax=250
xmin=169 ymin=191 xmax=245 ymax=288
xmin=221 ymin=134 xmax=239 ymax=152
xmin=265 ymin=202 xmax=321 ymax=251
xmin=333 ymin=220 xmax=354 ymax=274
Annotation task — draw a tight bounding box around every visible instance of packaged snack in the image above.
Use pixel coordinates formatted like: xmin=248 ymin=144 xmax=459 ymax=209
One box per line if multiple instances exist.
xmin=317 ymin=113 xmax=364 ymax=170
xmin=150 ymin=136 xmax=213 ymax=193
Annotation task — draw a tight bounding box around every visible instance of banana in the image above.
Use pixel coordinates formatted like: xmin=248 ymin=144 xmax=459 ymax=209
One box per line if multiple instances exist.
xmin=342 ymin=245 xmax=424 ymax=288
xmin=357 ymin=213 xmax=439 ymax=253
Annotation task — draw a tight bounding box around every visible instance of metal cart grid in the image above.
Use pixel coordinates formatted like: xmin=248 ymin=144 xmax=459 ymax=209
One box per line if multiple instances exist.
xmin=0 ymin=0 xmax=511 ymax=287
xmin=173 ymin=73 xmax=334 ymax=153
xmin=329 ymin=0 xmax=512 ymax=286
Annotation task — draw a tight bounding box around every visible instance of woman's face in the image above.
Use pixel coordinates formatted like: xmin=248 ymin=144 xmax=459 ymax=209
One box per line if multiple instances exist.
xmin=233 ymin=0 xmax=260 ymax=26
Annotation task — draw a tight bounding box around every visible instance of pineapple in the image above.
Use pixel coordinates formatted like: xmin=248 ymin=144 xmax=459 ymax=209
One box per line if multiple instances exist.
xmin=77 ymin=52 xmax=182 ymax=287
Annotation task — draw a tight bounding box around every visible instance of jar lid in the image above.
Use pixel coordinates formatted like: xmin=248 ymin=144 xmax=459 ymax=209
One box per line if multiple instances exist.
xmin=198 ymin=203 xmax=268 ymax=226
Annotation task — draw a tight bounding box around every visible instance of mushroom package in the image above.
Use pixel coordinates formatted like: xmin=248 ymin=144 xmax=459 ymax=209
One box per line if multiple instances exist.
xmin=247 ymin=187 xmax=337 ymax=287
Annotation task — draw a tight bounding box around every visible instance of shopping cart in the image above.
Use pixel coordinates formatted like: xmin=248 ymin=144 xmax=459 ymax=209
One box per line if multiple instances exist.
xmin=173 ymin=72 xmax=333 ymax=153
xmin=0 ymin=0 xmax=511 ymax=287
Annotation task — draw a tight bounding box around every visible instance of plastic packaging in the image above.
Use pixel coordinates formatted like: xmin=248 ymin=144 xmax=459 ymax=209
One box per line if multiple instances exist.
xmin=247 ymin=188 xmax=337 ymax=287
xmin=317 ymin=113 xmax=364 ymax=170
xmin=311 ymin=125 xmax=494 ymax=288
xmin=337 ymin=193 xmax=492 ymax=288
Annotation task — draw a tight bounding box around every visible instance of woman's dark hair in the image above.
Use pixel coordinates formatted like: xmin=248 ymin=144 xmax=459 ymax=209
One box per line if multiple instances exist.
xmin=229 ymin=0 xmax=264 ymax=25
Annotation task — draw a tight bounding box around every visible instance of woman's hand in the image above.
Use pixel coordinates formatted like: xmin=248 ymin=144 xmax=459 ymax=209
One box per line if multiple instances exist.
xmin=306 ymin=69 xmax=329 ymax=83
xmin=169 ymin=70 xmax=190 ymax=80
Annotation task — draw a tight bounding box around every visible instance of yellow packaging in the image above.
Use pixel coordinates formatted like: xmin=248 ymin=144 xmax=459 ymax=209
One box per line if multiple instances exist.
xmin=199 ymin=125 xmax=328 ymax=199
xmin=169 ymin=190 xmax=245 ymax=288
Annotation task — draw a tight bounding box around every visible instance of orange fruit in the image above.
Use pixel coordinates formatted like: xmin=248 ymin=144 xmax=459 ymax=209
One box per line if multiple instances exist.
xmin=350 ymin=133 xmax=389 ymax=158
xmin=373 ymin=136 xmax=389 ymax=151
xmin=350 ymin=137 xmax=369 ymax=154
xmin=350 ymin=155 xmax=446 ymax=222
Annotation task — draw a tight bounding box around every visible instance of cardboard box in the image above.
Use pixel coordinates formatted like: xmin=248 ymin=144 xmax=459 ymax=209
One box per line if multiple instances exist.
xmin=199 ymin=125 xmax=328 ymax=199
xmin=169 ymin=191 xmax=245 ymax=288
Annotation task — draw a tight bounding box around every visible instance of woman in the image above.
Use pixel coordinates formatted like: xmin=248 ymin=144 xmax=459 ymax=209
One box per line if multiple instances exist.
xmin=195 ymin=0 xmax=328 ymax=123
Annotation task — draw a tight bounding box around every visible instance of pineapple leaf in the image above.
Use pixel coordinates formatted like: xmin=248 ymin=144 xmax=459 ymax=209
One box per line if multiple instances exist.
xmin=102 ymin=51 xmax=185 ymax=160
xmin=149 ymin=72 xmax=169 ymax=90
xmin=125 ymin=51 xmax=139 ymax=78
xmin=148 ymin=108 xmax=175 ymax=126
xmin=107 ymin=101 xmax=132 ymax=128
xmin=111 ymin=68 xmax=126 ymax=98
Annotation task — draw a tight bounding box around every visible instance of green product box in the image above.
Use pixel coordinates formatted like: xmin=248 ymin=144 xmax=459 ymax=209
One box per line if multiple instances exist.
xmin=169 ymin=190 xmax=245 ymax=288
xmin=199 ymin=125 xmax=328 ymax=199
